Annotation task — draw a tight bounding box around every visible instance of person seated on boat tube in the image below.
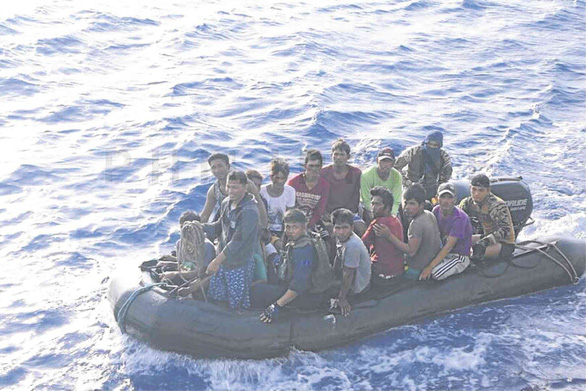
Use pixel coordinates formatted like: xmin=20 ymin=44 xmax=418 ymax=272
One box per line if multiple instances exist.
xmin=383 ymin=184 xmax=442 ymax=280
xmin=287 ymin=149 xmax=330 ymax=236
xmin=361 ymin=187 xmax=405 ymax=286
xmin=260 ymin=158 xmax=296 ymax=251
xmin=394 ymin=130 xmax=453 ymax=201
xmin=160 ymin=220 xmax=217 ymax=286
xmin=203 ymin=170 xmax=259 ymax=310
xmin=256 ymin=209 xmax=321 ymax=323
xmin=419 ymin=183 xmax=473 ymax=281
xmin=360 ymin=147 xmax=402 ymax=223
xmin=459 ymin=174 xmax=516 ymax=261
xmin=157 ymin=211 xmax=216 ymax=275
xmin=330 ymin=208 xmax=372 ymax=316
xmin=321 ymin=139 xmax=367 ymax=236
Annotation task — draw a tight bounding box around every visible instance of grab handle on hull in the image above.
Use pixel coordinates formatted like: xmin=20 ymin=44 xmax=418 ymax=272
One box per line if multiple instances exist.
xmin=515 ymin=240 xmax=580 ymax=285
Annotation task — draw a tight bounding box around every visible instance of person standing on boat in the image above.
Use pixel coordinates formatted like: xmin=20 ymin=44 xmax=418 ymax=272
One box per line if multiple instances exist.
xmin=419 ymin=183 xmax=473 ymax=280
xmin=394 ymin=130 xmax=452 ymax=201
xmin=383 ymin=184 xmax=442 ymax=279
xmin=331 ymin=208 xmax=371 ymax=316
xmin=321 ymin=139 xmax=366 ymax=236
xmin=256 ymin=209 xmax=318 ymax=323
xmin=459 ymin=174 xmax=516 ymax=261
xmin=288 ymin=149 xmax=330 ymax=232
xmin=360 ymin=147 xmax=402 ymax=221
xmin=204 ymin=170 xmax=259 ymax=310
xmin=361 ymin=187 xmax=404 ymax=286
xmin=201 ymin=153 xmax=267 ymax=229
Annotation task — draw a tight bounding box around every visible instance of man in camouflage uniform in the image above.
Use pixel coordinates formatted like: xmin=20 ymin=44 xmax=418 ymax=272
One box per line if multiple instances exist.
xmin=459 ymin=174 xmax=516 ymax=260
xmin=394 ymin=131 xmax=452 ymax=200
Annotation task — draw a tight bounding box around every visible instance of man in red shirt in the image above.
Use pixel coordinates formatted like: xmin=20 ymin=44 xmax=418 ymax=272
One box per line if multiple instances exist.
xmin=321 ymin=139 xmax=365 ymax=235
xmin=287 ymin=149 xmax=330 ymax=230
xmin=362 ymin=186 xmax=404 ymax=286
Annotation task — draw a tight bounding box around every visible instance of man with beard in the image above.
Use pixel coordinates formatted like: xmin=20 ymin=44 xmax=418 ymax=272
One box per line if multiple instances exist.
xmin=394 ymin=131 xmax=452 ymax=201
xmin=361 ymin=187 xmax=404 ymax=287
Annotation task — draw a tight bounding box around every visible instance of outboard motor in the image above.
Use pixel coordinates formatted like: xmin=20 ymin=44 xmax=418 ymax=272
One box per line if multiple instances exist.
xmin=452 ymin=177 xmax=533 ymax=238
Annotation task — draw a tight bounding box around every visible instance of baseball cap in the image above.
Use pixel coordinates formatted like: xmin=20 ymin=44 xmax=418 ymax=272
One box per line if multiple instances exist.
xmin=377 ymin=147 xmax=395 ymax=161
xmin=471 ymin=174 xmax=491 ymax=188
xmin=438 ymin=183 xmax=456 ymax=197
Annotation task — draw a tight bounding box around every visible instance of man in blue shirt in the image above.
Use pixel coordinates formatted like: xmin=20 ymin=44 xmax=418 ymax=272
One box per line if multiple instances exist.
xmin=204 ymin=170 xmax=259 ymax=310
xmin=256 ymin=209 xmax=316 ymax=323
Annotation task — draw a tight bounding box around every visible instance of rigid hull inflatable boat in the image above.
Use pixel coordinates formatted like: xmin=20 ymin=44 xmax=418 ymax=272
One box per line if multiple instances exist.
xmin=108 ymin=179 xmax=585 ymax=359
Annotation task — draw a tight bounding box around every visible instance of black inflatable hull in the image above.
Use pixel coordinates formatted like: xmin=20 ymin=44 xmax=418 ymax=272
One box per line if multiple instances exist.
xmin=108 ymin=237 xmax=585 ymax=359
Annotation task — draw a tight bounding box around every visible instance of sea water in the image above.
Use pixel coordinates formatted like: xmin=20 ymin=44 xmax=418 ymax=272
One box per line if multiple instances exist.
xmin=0 ymin=0 xmax=584 ymax=390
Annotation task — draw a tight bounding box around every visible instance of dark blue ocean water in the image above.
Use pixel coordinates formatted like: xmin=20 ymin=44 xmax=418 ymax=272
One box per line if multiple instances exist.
xmin=1 ymin=0 xmax=585 ymax=390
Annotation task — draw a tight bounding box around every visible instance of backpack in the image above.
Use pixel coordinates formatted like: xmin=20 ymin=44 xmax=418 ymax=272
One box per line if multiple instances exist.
xmin=308 ymin=233 xmax=337 ymax=294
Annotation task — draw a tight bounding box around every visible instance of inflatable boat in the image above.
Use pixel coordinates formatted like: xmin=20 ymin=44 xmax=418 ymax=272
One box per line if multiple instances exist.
xmin=108 ymin=178 xmax=585 ymax=359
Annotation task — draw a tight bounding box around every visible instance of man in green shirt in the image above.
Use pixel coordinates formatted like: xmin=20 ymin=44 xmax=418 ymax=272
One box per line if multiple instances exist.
xmin=360 ymin=147 xmax=402 ymax=220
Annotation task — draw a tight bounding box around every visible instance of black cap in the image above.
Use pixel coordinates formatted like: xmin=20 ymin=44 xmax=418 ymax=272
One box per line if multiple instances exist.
xmin=438 ymin=183 xmax=456 ymax=197
xmin=471 ymin=174 xmax=490 ymax=188
xmin=377 ymin=147 xmax=395 ymax=161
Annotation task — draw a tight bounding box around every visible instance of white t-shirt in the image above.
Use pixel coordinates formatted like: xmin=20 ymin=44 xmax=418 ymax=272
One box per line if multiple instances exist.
xmin=260 ymin=184 xmax=296 ymax=233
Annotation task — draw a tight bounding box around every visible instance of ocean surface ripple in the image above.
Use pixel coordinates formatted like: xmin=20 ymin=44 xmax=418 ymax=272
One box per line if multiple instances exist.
xmin=0 ymin=0 xmax=584 ymax=390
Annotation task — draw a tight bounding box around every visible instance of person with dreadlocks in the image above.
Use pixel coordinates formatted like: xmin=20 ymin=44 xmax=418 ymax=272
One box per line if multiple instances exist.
xmin=394 ymin=130 xmax=452 ymax=201
xmin=157 ymin=210 xmax=216 ymax=279
xmin=160 ymin=215 xmax=215 ymax=285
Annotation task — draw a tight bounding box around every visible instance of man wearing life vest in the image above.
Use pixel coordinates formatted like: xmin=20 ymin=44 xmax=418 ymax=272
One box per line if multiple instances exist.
xmin=459 ymin=174 xmax=516 ymax=261
xmin=256 ymin=209 xmax=315 ymax=323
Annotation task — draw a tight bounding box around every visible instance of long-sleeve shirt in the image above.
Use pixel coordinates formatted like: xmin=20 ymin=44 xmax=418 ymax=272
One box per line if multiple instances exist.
xmin=394 ymin=145 xmax=452 ymax=198
xmin=288 ymin=173 xmax=330 ymax=227
xmin=359 ymin=165 xmax=402 ymax=214
xmin=459 ymin=193 xmax=515 ymax=245
xmin=203 ymin=193 xmax=259 ymax=269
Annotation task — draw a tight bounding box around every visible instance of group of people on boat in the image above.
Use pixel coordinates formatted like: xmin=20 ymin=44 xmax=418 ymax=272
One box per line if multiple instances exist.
xmin=156 ymin=131 xmax=517 ymax=323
